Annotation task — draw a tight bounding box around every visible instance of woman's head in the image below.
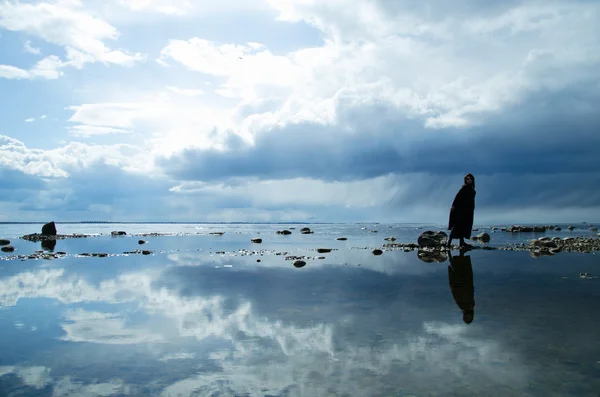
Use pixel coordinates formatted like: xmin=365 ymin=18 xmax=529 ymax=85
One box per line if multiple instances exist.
xmin=464 ymin=173 xmax=475 ymax=188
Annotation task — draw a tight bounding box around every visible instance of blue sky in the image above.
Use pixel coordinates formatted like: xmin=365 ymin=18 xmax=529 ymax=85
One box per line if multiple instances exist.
xmin=1 ymin=0 xmax=599 ymax=223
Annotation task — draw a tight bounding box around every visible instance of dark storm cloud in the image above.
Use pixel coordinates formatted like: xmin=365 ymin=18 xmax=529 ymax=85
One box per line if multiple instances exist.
xmin=158 ymin=82 xmax=600 ymax=183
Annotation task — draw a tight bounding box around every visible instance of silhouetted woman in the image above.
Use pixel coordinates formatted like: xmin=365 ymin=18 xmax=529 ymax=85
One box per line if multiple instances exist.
xmin=447 ymin=173 xmax=476 ymax=249
xmin=448 ymin=250 xmax=475 ymax=324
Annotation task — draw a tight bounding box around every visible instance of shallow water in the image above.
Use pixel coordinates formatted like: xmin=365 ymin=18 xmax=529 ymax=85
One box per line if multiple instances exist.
xmin=0 ymin=224 xmax=599 ymax=396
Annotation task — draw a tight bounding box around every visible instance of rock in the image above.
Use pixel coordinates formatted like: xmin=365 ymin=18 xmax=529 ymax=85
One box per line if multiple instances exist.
xmin=591 ymin=227 xmax=598 ymax=232
xmin=41 ymin=221 xmax=57 ymax=236
xmin=0 ymin=239 xmax=10 ymax=246
xmin=317 ymin=248 xmax=332 ymax=253
xmin=505 ymin=225 xmax=546 ymax=233
xmin=336 ymin=237 xmax=348 ymax=241
xmin=372 ymin=249 xmax=383 ymax=255
xmin=567 ymin=226 xmax=575 ymax=230
xmin=256 ymin=259 xmax=261 ymax=262
xmin=554 ymin=227 xmax=562 ymax=231
xmin=417 ymin=249 xmax=448 ymax=263
xmin=300 ymin=227 xmax=313 ymax=234
xmin=473 ymin=232 xmax=490 ymax=243
xmin=293 ymin=260 xmax=306 ymax=268
xmin=251 ymin=238 xmax=262 ymax=243
xmin=530 ymin=239 xmax=557 ymax=249
xmin=276 ymin=230 xmax=292 ymax=235
xmin=142 ymin=250 xmax=152 ymax=255
xmin=138 ymin=240 xmax=147 ymax=244
xmin=209 ymin=232 xmax=225 ymax=236
xmin=1 ymin=246 xmax=15 ymax=252
xmin=384 ymin=237 xmax=396 ymax=241
xmin=111 ymin=231 xmax=127 ymax=236
xmin=417 ymin=231 xmax=448 ymax=248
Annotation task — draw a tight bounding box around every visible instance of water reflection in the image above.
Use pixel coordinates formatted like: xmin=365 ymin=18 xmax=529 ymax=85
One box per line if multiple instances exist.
xmin=448 ymin=250 xmax=476 ymax=324
xmin=41 ymin=239 xmax=56 ymax=251
xmin=0 ymin=243 xmax=599 ymax=396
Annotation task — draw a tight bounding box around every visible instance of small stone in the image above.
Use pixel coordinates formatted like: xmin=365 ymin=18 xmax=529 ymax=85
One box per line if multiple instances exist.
xmin=0 ymin=239 xmax=10 ymax=246
xmin=1 ymin=246 xmax=15 ymax=252
xmin=336 ymin=237 xmax=348 ymax=241
xmin=372 ymin=249 xmax=383 ymax=255
xmin=316 ymin=248 xmax=332 ymax=253
xmin=138 ymin=240 xmax=147 ymax=244
xmin=293 ymin=260 xmax=306 ymax=268
xmin=142 ymin=250 xmax=152 ymax=255
xmin=251 ymin=238 xmax=262 ymax=243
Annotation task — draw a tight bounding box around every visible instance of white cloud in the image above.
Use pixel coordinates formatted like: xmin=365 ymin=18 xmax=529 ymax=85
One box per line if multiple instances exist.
xmin=61 ymin=309 xmax=165 ymax=344
xmin=115 ymin=0 xmax=267 ymax=16
xmin=24 ymin=39 xmax=41 ymax=54
xmin=158 ymin=38 xmax=300 ymax=100
xmin=0 ymin=0 xmax=145 ymax=77
xmin=0 ymin=365 xmax=129 ymax=396
xmin=166 ymin=86 xmax=204 ymax=97
xmin=25 ymin=117 xmax=35 ymax=122
xmin=118 ymin=0 xmax=192 ymax=15
xmin=0 ymin=366 xmax=51 ymax=389
xmin=0 ymin=55 xmax=64 ymax=80
xmin=0 ymin=135 xmax=154 ymax=178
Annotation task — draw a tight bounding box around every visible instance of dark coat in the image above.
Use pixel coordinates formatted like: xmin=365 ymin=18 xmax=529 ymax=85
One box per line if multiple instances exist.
xmin=448 ymin=185 xmax=476 ymax=239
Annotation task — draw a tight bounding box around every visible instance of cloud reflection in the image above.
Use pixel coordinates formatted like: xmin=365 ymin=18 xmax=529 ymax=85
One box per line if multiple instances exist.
xmin=0 ymin=253 xmax=528 ymax=396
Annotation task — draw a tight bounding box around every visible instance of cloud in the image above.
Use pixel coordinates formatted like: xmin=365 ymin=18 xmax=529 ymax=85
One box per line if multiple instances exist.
xmin=1 ymin=0 xmax=600 ymax=221
xmin=23 ymin=39 xmax=41 ymax=54
xmin=0 ymin=55 xmax=64 ymax=80
xmin=165 ymin=86 xmax=204 ymax=97
xmin=0 ymin=0 xmax=145 ymax=78
xmin=61 ymin=309 xmax=165 ymax=344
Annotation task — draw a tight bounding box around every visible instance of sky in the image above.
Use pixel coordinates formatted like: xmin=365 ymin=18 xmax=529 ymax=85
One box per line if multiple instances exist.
xmin=1 ymin=0 xmax=599 ymax=223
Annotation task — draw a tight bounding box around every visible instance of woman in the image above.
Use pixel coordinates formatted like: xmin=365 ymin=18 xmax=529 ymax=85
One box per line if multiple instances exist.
xmin=447 ymin=173 xmax=476 ymax=249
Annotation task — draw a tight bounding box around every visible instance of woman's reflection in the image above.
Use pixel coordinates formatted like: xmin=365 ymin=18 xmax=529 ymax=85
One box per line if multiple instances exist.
xmin=448 ymin=249 xmax=475 ymax=324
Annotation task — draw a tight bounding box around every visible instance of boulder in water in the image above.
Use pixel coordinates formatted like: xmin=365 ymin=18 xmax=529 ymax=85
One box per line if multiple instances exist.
xmin=42 ymin=221 xmax=57 ymax=236
xmin=417 ymin=231 xmax=448 ymax=248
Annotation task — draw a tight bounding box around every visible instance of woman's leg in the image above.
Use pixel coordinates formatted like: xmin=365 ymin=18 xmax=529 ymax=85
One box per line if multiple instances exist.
xmin=447 ymin=228 xmax=454 ymax=247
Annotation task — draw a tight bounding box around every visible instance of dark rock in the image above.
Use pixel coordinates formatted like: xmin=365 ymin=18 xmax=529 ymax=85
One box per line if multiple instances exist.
xmin=256 ymin=259 xmax=261 ymax=262
xmin=21 ymin=233 xmax=89 ymax=242
xmin=1 ymin=246 xmax=15 ymax=252
xmin=41 ymin=221 xmax=57 ymax=236
xmin=0 ymin=239 xmax=10 ymax=246
xmin=384 ymin=237 xmax=396 ymax=241
xmin=336 ymin=237 xmax=348 ymax=241
xmin=111 ymin=231 xmax=127 ymax=236
xmin=138 ymin=240 xmax=147 ymax=244
xmin=142 ymin=250 xmax=152 ymax=255
xmin=417 ymin=231 xmax=448 ymax=248
xmin=472 ymin=232 xmax=491 ymax=243
xmin=300 ymin=227 xmax=313 ymax=234
xmin=276 ymin=230 xmax=292 ymax=235
xmin=293 ymin=260 xmax=307 ymax=268
xmin=209 ymin=232 xmax=224 ymax=236
xmin=372 ymin=249 xmax=383 ymax=255
xmin=316 ymin=248 xmax=332 ymax=253
xmin=251 ymin=238 xmax=262 ymax=243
